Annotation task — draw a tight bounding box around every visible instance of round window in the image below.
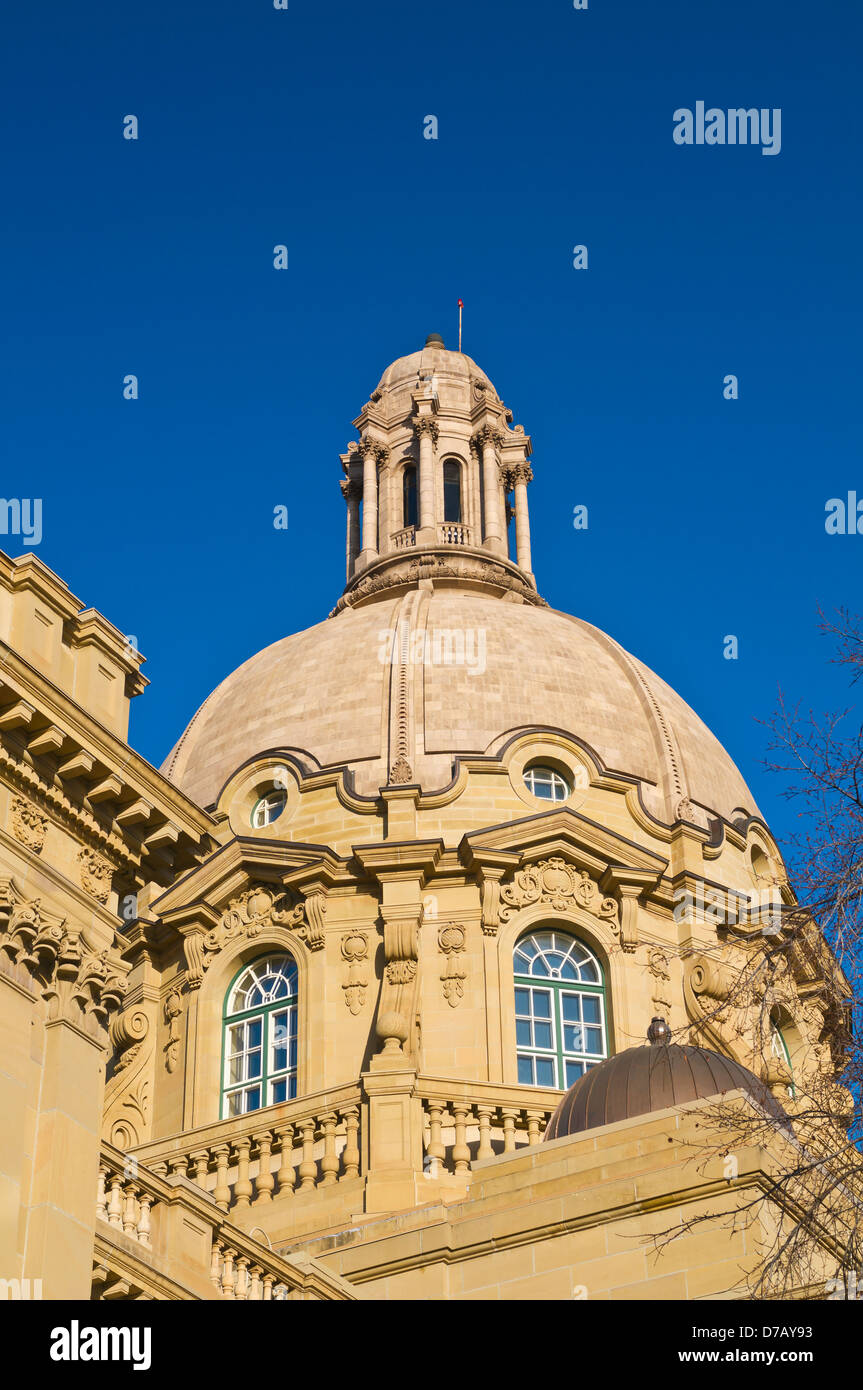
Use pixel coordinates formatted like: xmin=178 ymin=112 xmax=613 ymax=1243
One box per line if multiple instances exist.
xmin=251 ymin=789 xmax=287 ymax=829
xmin=523 ymin=764 xmax=571 ymax=803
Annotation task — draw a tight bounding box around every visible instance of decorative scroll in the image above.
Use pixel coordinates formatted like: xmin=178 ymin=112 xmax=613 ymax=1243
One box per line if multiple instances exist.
xmin=182 ymin=883 xmax=326 ymax=988
xmin=499 ymin=858 xmax=620 ymax=932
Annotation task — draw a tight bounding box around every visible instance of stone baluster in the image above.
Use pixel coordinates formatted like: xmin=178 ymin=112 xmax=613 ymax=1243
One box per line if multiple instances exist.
xmin=476 ymin=1105 xmax=495 ymax=1161
xmin=168 ymin=1154 xmax=189 ymax=1180
xmin=96 ymin=1166 xmax=108 ymax=1222
xmin=253 ymin=1131 xmax=274 ymax=1204
xmin=425 ymin=1101 xmax=446 ymax=1178
xmin=298 ymin=1119 xmax=317 ymax=1190
xmin=452 ymin=1104 xmax=470 ymax=1175
xmin=341 ymin=1106 xmax=360 ymax=1179
xmin=233 ymin=1138 xmax=252 ymax=1209
xmin=526 ymin=1110 xmax=544 ymax=1148
xmin=191 ymin=1149 xmax=210 ymax=1191
xmin=275 ymin=1124 xmax=295 ymax=1197
xmin=220 ymin=1247 xmax=237 ymax=1298
xmin=501 ymin=1108 xmax=518 ymax=1153
xmin=151 ymin=1161 xmax=168 ymax=1178
xmin=248 ymin=1265 xmax=263 ymax=1301
xmin=137 ymin=1192 xmax=152 ymax=1247
xmin=107 ymin=1174 xmax=124 ymax=1227
xmin=213 ymin=1144 xmax=231 ymax=1211
xmin=320 ymin=1113 xmax=339 ymax=1187
xmin=234 ymin=1256 xmax=250 ymax=1300
xmin=262 ymin=1273 xmax=275 ymax=1301
xmin=211 ymin=1241 xmax=224 ymax=1289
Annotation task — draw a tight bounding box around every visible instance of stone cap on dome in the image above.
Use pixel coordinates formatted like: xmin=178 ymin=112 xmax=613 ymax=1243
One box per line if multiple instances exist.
xmin=543 ymin=1018 xmax=789 ymax=1139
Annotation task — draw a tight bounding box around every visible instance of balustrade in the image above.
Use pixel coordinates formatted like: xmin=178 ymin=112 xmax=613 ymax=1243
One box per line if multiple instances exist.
xmin=438 ymin=522 xmax=471 ymax=545
xmin=97 ymin=1160 xmax=154 ymax=1247
xmin=132 ymin=1088 xmax=363 ymax=1217
xmin=419 ymin=1086 xmax=552 ymax=1179
xmin=392 ymin=526 xmax=416 ymax=549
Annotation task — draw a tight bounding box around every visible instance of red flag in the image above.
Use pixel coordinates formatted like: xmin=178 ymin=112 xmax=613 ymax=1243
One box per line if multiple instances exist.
xmin=458 ymin=299 xmax=463 ymax=307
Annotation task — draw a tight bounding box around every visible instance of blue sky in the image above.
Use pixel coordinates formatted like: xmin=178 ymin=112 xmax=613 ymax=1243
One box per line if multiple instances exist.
xmin=2 ymin=0 xmax=861 ymax=853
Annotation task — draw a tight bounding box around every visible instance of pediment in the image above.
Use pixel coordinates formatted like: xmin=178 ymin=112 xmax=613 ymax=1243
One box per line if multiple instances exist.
xmin=461 ymin=807 xmax=667 ymax=884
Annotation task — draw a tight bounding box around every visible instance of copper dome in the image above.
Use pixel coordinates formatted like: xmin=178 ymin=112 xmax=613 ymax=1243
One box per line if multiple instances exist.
xmin=544 ymin=1018 xmax=789 ymax=1139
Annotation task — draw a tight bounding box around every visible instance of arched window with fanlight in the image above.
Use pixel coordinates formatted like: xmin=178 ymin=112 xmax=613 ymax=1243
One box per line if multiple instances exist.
xmin=443 ymin=459 xmax=462 ymax=523
xmin=222 ymin=955 xmax=298 ymax=1117
xmin=513 ymin=930 xmax=608 ymax=1089
xmin=403 ymin=465 xmax=417 ymax=528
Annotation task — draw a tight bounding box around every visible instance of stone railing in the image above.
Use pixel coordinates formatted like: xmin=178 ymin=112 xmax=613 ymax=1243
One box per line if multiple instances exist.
xmin=96 ymin=1142 xmax=356 ymax=1300
xmin=392 ymin=526 xmax=416 ymax=549
xmin=417 ymin=1077 xmax=555 ymax=1177
xmin=438 ymin=522 xmax=472 ymax=545
xmin=129 ymin=1084 xmax=362 ymax=1215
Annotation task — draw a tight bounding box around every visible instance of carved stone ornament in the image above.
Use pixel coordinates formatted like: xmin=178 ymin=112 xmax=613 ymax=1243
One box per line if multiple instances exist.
xmin=389 ymin=756 xmax=413 ymax=785
xmin=499 ymin=858 xmax=620 ymax=932
xmin=163 ymin=990 xmax=183 ymax=1072
xmin=182 ymin=884 xmax=326 ymax=988
xmin=109 ymin=1006 xmax=149 ymax=1075
xmin=340 ymin=932 xmax=369 ymax=1014
xmin=78 ymin=847 xmax=113 ymax=902
xmin=438 ymin=923 xmax=467 ymax=1007
xmin=0 ymin=875 xmax=126 ymax=1037
xmin=11 ymin=795 xmax=48 ymax=853
xmin=647 ymin=946 xmax=673 ymax=1015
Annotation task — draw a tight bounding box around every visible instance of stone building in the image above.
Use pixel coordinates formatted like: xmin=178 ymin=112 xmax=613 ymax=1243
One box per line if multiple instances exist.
xmin=0 ymin=335 xmax=846 ymax=1301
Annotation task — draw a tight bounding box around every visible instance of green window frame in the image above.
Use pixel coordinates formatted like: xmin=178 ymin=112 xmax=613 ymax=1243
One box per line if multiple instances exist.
xmin=513 ymin=929 xmax=607 ymax=1089
xmin=221 ymin=955 xmax=298 ymax=1117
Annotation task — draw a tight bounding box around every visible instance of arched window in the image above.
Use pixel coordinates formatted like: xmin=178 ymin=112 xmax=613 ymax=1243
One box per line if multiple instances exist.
xmin=222 ymin=955 xmax=298 ymax=1117
xmin=443 ymin=460 xmax=462 ymax=523
xmin=769 ymin=1016 xmax=795 ymax=1098
xmin=513 ymin=930 xmax=607 ymax=1089
xmin=403 ymin=465 xmax=417 ymax=528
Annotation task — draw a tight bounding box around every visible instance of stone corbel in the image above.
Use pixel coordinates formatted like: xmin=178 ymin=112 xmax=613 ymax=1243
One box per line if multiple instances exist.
xmin=462 ymin=849 xmax=520 ymax=938
xmin=599 ymin=866 xmax=662 ymax=954
xmin=376 ymin=905 xmax=423 ymax=1057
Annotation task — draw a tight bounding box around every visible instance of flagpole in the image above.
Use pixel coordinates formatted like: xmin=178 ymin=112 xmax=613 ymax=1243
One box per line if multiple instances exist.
xmin=458 ymin=299 xmax=463 ymax=353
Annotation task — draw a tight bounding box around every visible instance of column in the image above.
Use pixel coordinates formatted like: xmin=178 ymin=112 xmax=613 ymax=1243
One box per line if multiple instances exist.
xmin=340 ymin=478 xmax=361 ymax=580
xmin=475 ymin=426 xmax=506 ymax=556
xmin=510 ymin=462 xmax=534 ymax=575
xmin=359 ymin=437 xmax=379 ymax=566
xmin=415 ymin=416 xmax=438 ymax=544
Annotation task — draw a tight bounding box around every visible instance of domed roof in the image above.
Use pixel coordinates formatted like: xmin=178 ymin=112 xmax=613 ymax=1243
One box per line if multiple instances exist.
xmin=162 ymin=588 xmax=761 ymax=822
xmin=372 ymin=333 xmax=501 ymax=402
xmin=544 ymin=1019 xmax=789 ymax=1139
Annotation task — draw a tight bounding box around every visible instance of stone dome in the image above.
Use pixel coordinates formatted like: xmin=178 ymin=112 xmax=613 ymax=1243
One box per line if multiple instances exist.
xmin=163 ymin=336 xmax=763 ymax=826
xmin=544 ymin=1021 xmax=789 ymax=1139
xmin=162 ymin=587 xmax=761 ymax=822
xmin=371 ymin=334 xmax=501 ymax=403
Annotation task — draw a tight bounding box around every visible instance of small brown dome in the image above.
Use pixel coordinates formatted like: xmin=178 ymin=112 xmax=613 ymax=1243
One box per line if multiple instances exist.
xmin=544 ymin=1019 xmax=789 ymax=1139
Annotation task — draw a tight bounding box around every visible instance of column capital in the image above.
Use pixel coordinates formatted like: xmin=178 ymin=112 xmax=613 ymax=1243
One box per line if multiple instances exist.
xmin=358 ymin=435 xmax=389 ymax=464
xmin=413 ymin=416 xmax=439 ymax=444
xmin=471 ymin=423 xmax=506 ymax=451
xmin=339 ymin=477 xmax=361 ymax=500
